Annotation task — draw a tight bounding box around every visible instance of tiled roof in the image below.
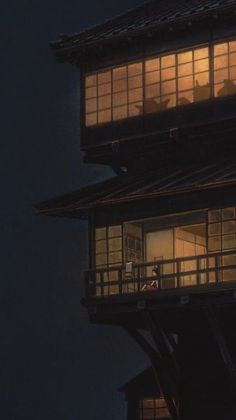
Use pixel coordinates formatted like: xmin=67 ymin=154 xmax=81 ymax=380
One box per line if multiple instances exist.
xmin=37 ymin=160 xmax=236 ymax=218
xmin=51 ymin=0 xmax=236 ymax=59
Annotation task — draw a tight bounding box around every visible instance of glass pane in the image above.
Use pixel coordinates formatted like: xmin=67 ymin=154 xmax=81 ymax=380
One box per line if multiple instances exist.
xmin=162 ymin=79 xmax=176 ymax=95
xmin=162 ymin=94 xmax=176 ymax=109
xmin=109 ymin=251 xmax=122 ymax=264
xmin=85 ymin=113 xmax=97 ymax=127
xmin=161 ymin=54 xmax=175 ymax=68
xmin=230 ymin=66 xmax=236 ymax=80
xmin=230 ymin=52 xmax=236 ymax=66
xmin=229 ymin=40 xmax=236 ymax=52
xmin=194 ymin=58 xmax=209 ymax=73
xmin=96 ymin=253 xmax=107 ymax=266
xmin=194 ymin=47 xmax=209 ymax=60
xmin=113 ymin=91 xmax=127 ymax=106
xmin=86 ymin=86 xmax=97 ymax=98
xmin=214 ymin=55 xmax=228 ymax=70
xmin=222 ymin=234 xmax=236 ymax=250
xmin=129 ymin=102 xmax=143 ymax=116
xmin=214 ymin=82 xmax=225 ymax=97
xmin=208 ymin=223 xmax=221 ymax=235
xmin=222 ymin=207 xmax=235 ymax=219
xmin=98 ymin=83 xmax=111 ymax=96
xmin=108 ymin=225 xmax=122 ymax=237
xmin=194 ymin=82 xmax=210 ymax=102
xmin=113 ymin=79 xmax=127 ymax=92
xmin=109 ymin=237 xmax=122 ymax=252
xmin=223 ymin=221 xmax=235 ymax=234
xmin=98 ymin=109 xmax=111 ymax=124
xmin=98 ymin=95 xmax=111 ymax=110
xmin=214 ymin=43 xmax=228 ymax=56
xmin=145 ymin=71 xmax=160 ymax=85
xmin=86 ymin=98 xmax=97 ymax=112
xmin=178 ymin=75 xmax=193 ymax=91
xmin=178 ymin=90 xmax=193 ymax=105
xmin=228 ymin=79 xmax=236 ymax=94
xmin=144 ymin=97 xmax=161 ymax=113
xmin=161 ymin=67 xmax=176 ymax=81
xmin=208 ymin=236 xmax=221 ymax=251
xmin=214 ymin=68 xmax=229 ymax=84
xmin=96 ymin=228 xmax=106 ymax=240
xmin=98 ymin=71 xmax=111 ymax=84
xmin=113 ymin=105 xmax=128 ymax=120
xmin=128 ymin=75 xmax=142 ymax=89
xmin=178 ymin=50 xmax=192 ymax=64
xmin=145 ymin=83 xmax=161 ymax=99
xmin=128 ymin=62 xmax=142 ymax=76
xmin=145 ymin=58 xmax=160 ymax=72
xmin=209 ymin=209 xmax=221 ymax=222
xmin=178 ymin=62 xmax=193 ymax=77
xmin=128 ymin=87 xmax=143 ymax=103
xmin=86 ymin=74 xmax=97 ymax=87
xmin=96 ymin=240 xmax=107 ymax=253
xmin=113 ymin=66 xmax=127 ymax=80
xmin=195 ymin=71 xmax=209 ymax=86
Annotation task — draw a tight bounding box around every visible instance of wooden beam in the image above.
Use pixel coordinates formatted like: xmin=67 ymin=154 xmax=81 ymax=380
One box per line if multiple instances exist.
xmin=123 ymin=325 xmax=179 ymax=420
xmin=203 ymin=305 xmax=236 ymax=395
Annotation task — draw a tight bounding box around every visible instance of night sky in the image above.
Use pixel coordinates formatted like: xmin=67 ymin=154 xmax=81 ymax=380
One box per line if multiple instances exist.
xmin=4 ymin=1 xmax=152 ymax=420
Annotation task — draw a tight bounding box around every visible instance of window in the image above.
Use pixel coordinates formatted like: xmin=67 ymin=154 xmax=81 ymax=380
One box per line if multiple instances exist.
xmin=139 ymin=398 xmax=171 ymax=420
xmin=85 ymin=38 xmax=236 ymax=126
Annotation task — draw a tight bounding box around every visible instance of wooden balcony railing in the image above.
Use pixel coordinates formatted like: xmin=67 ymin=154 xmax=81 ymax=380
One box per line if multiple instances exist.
xmin=85 ymin=250 xmax=236 ymax=298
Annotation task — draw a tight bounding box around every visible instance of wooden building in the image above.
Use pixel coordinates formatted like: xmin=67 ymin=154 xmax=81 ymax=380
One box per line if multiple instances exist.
xmin=38 ymin=0 xmax=236 ymax=418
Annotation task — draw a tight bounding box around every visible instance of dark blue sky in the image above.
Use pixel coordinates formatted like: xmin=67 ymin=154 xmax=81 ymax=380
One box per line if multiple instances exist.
xmin=4 ymin=1 xmax=150 ymax=420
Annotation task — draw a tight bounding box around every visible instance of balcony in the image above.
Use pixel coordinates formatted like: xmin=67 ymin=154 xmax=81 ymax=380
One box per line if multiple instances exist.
xmin=85 ymin=250 xmax=236 ymax=298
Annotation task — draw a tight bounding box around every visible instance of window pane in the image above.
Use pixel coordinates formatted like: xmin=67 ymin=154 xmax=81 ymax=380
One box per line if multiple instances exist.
xmin=178 ymin=90 xmax=193 ymax=105
xmin=113 ymin=79 xmax=127 ymax=93
xmin=223 ymin=234 xmax=236 ymax=250
xmin=109 ymin=251 xmax=122 ymax=264
xmin=214 ymin=68 xmax=229 ymax=84
xmin=96 ymin=240 xmax=107 ymax=253
xmin=194 ymin=47 xmax=209 ymax=60
xmin=194 ymin=58 xmax=209 ymax=73
xmin=98 ymin=71 xmax=111 ymax=84
xmin=223 ymin=221 xmax=236 ymax=234
xmin=113 ymin=105 xmax=128 ymax=120
xmin=113 ymin=91 xmax=127 ymax=106
xmin=86 ymin=86 xmax=97 ymax=98
xmin=178 ymin=62 xmax=193 ymax=77
xmin=144 ymin=97 xmax=161 ymax=113
xmin=86 ymin=74 xmax=97 ymax=87
xmin=96 ymin=228 xmax=106 ymax=240
xmin=214 ymin=43 xmax=228 ymax=56
xmin=178 ymin=75 xmax=193 ymax=91
xmin=86 ymin=98 xmax=97 ymax=113
xmin=229 ymin=40 xmax=236 ymax=52
xmin=109 ymin=238 xmax=122 ymax=251
xmin=98 ymin=109 xmax=111 ymax=123
xmin=98 ymin=95 xmax=111 ymax=110
xmin=145 ymin=58 xmax=160 ymax=72
xmin=128 ymin=75 xmax=143 ymax=89
xmin=162 ymin=93 xmax=176 ymax=109
xmin=145 ymin=83 xmax=161 ymax=99
xmin=98 ymin=83 xmax=111 ymax=96
xmin=195 ymin=71 xmax=209 ymax=86
xmin=208 ymin=236 xmax=221 ymax=251
xmin=108 ymin=225 xmax=122 ymax=237
xmin=129 ymin=102 xmax=143 ymax=116
xmin=113 ymin=66 xmax=127 ymax=80
xmin=96 ymin=253 xmax=107 ymax=266
xmin=86 ymin=113 xmax=97 ymax=127
xmin=162 ymin=79 xmax=176 ymax=95
xmin=145 ymin=71 xmax=160 ymax=85
xmin=128 ymin=62 xmax=142 ymax=76
xmin=230 ymin=52 xmax=236 ymax=67
xmin=128 ymin=87 xmax=143 ymax=103
xmin=161 ymin=54 xmax=175 ymax=68
xmin=178 ymin=50 xmax=192 ymax=64
xmin=214 ymin=55 xmax=228 ymax=70
xmin=208 ymin=223 xmax=221 ymax=235
xmin=222 ymin=208 xmax=235 ymax=219
xmin=161 ymin=67 xmax=176 ymax=81
xmin=230 ymin=66 xmax=236 ymax=80
xmin=194 ymin=82 xmax=210 ymax=102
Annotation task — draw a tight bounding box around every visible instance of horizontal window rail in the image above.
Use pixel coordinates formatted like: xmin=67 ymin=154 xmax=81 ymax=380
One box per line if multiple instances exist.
xmin=85 ymin=250 xmax=236 ymax=298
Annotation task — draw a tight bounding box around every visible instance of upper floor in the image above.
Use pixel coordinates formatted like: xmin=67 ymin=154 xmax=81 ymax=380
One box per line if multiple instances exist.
xmin=51 ymin=0 xmax=236 ymax=167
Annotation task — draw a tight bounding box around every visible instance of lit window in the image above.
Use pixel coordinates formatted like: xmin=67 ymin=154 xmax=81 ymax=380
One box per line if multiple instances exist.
xmin=139 ymin=398 xmax=171 ymax=420
xmin=85 ymin=39 xmax=236 ymax=126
